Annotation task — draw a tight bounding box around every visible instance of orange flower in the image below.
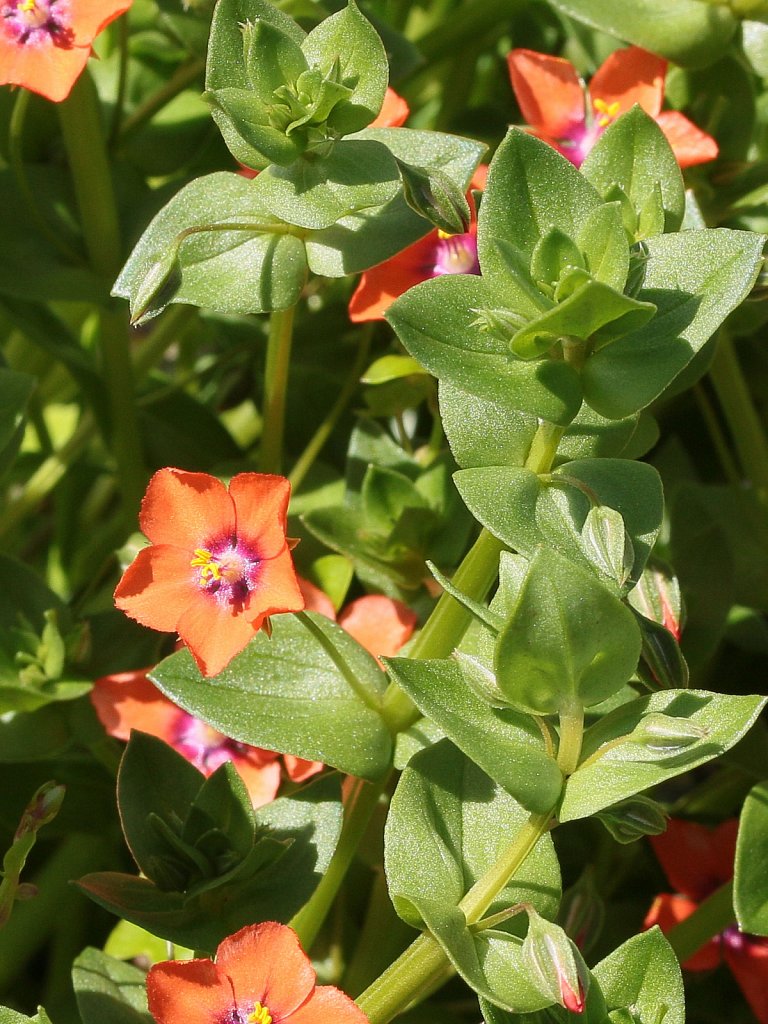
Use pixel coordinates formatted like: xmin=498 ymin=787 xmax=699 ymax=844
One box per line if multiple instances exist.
xmin=645 ymin=818 xmax=768 ymax=1022
xmin=507 ymin=46 xmax=718 ymax=170
xmin=0 ymin=0 xmax=131 ymax=102
xmin=114 ymin=469 xmax=304 ymax=678
xmin=298 ymin=578 xmax=417 ymax=663
xmin=90 ymin=669 xmax=321 ymax=806
xmin=348 ymin=168 xmax=485 ymax=323
xmin=372 ymin=87 xmax=409 ymax=128
xmin=147 ymin=922 xmax=368 ymax=1024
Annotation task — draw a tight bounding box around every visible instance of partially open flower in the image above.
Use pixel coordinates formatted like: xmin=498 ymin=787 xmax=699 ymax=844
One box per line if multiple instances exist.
xmin=114 ymin=469 xmax=304 ymax=677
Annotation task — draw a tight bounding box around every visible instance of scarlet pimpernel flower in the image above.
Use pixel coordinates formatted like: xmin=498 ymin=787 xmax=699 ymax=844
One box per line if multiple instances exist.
xmin=90 ymin=669 xmax=322 ymax=806
xmin=0 ymin=0 xmax=132 ymax=102
xmin=507 ymin=46 xmax=718 ymax=170
xmin=348 ymin=167 xmax=485 ymax=323
xmin=114 ymin=469 xmax=304 ymax=678
xmin=645 ymin=818 xmax=768 ymax=1022
xmin=147 ymin=922 xmax=369 ymax=1024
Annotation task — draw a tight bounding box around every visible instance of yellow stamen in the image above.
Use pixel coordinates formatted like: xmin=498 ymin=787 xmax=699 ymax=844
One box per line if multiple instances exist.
xmin=437 ymin=229 xmax=454 ymax=240
xmin=248 ymin=1004 xmax=272 ymax=1024
xmin=18 ymin=0 xmax=37 ymax=11
xmin=190 ymin=548 xmax=222 ymax=585
xmin=593 ymin=98 xmax=620 ymax=128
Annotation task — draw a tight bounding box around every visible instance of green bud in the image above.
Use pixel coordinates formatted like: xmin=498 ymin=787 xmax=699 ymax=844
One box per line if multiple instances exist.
xmin=452 ymin=651 xmax=510 ymax=709
xmin=530 ymin=227 xmax=585 ymax=289
xmin=581 ymin=506 xmax=634 ymax=590
xmin=625 ymin=712 xmax=707 ymax=753
xmin=632 ymin=608 xmax=689 ymax=690
xmin=596 ymin=795 xmax=668 ymax=844
xmin=15 ymin=782 xmax=66 ymax=840
xmin=129 ymin=249 xmax=182 ymax=326
xmin=395 ymin=157 xmax=471 ymax=235
xmin=522 ymin=907 xmax=589 ymax=1014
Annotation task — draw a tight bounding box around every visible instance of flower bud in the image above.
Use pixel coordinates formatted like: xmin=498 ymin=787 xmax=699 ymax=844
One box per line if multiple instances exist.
xmin=629 ymin=560 xmax=683 ymax=641
xmin=580 ymin=506 xmax=634 ymax=590
xmin=522 ymin=907 xmax=589 ymax=1014
xmin=129 ymin=249 xmax=183 ymax=326
xmin=632 ymin=609 xmax=688 ymax=690
xmin=596 ymin=795 xmax=668 ymax=844
xmin=626 ymin=712 xmax=707 ymax=754
xmin=15 ymin=782 xmax=66 ymax=840
xmin=395 ymin=158 xmax=471 ymax=235
xmin=452 ymin=650 xmax=510 ymax=708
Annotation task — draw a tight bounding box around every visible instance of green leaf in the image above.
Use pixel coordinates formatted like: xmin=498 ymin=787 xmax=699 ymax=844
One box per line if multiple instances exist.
xmin=113 ymin=173 xmax=308 ymax=323
xmin=250 ymin=140 xmax=399 ymax=231
xmin=386 ymin=739 xmax=560 ymax=928
xmin=204 ymin=86 xmax=305 ymax=167
xmin=151 ymin=612 xmax=392 ymax=779
xmin=478 ymin=129 xmax=601 ymax=298
xmin=494 ymin=548 xmax=641 ymax=715
xmin=454 ymin=459 xmax=663 ymax=590
xmin=593 ymin=928 xmax=684 ymax=1024
xmin=300 ymin=1 xmax=388 ymax=135
xmin=387 ymin=275 xmax=582 ymax=425
xmin=576 ymin=202 xmax=631 ymax=292
xmin=438 ymin=381 xmax=537 ymax=470
xmin=558 ymin=405 xmax=658 ymax=464
xmin=582 ymin=107 xmax=685 ymax=236
xmin=560 ymin=690 xmax=767 ymax=821
xmin=384 ymin=658 xmax=564 ymax=814
xmin=735 ymin=780 xmax=768 ymax=935
xmin=72 ymin=948 xmax=152 ymax=1024
xmin=0 ymin=368 xmax=34 ymax=481
xmin=581 ymin=229 xmax=766 ymax=419
xmin=544 ymin=0 xmax=737 ymax=66
xmin=305 ymin=127 xmax=484 ymax=275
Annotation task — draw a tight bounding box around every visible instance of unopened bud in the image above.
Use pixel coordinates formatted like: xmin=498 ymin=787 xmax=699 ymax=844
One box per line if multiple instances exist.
xmin=15 ymin=883 xmax=38 ymax=901
xmin=15 ymin=782 xmax=65 ymax=840
xmin=632 ymin=609 xmax=689 ymax=690
xmin=629 ymin=561 xmax=683 ymax=640
xmin=581 ymin=506 xmax=634 ymax=589
xmin=395 ymin=158 xmax=471 ymax=235
xmin=522 ymin=907 xmax=589 ymax=1014
xmin=596 ymin=795 xmax=668 ymax=844
xmin=129 ymin=250 xmax=183 ymax=326
xmin=452 ymin=650 xmax=509 ymax=708
xmin=626 ymin=712 xmax=707 ymax=754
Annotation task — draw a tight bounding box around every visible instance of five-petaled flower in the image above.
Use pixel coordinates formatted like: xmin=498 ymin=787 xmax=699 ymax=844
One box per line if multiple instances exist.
xmin=645 ymin=818 xmax=768 ymax=1022
xmin=114 ymin=469 xmax=304 ymax=678
xmin=90 ymin=669 xmax=322 ymax=807
xmin=147 ymin=921 xmax=369 ymax=1024
xmin=507 ymin=46 xmax=718 ymax=170
xmin=348 ymin=167 xmax=486 ymax=323
xmin=0 ymin=0 xmax=132 ymax=102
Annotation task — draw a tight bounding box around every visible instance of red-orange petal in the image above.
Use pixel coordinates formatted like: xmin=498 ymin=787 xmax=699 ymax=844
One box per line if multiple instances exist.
xmin=348 ymin=232 xmax=442 ymax=323
xmin=114 ymin=545 xmax=198 ymax=633
xmin=147 ymin=958 xmax=233 ymax=1024
xmin=655 ymin=110 xmax=719 ymax=169
xmin=371 ymin=87 xmax=409 ymax=128
xmin=470 ymin=164 xmax=488 ymax=191
xmin=139 ymin=468 xmax=235 ymax=550
xmin=338 ymin=595 xmax=417 ymax=658
xmin=507 ymin=49 xmax=585 ymax=140
xmin=650 ymin=819 xmax=737 ymax=901
xmin=68 ymin=0 xmax=132 ymax=42
xmin=287 ymin=985 xmax=369 ymax=1023
xmin=297 ymin=577 xmax=336 ymax=620
xmin=245 ymin=546 xmax=304 ymax=620
xmin=643 ymin=894 xmax=721 ymax=971
xmin=283 ymin=755 xmax=324 ymax=783
xmin=229 ymin=473 xmax=292 ymax=558
xmin=589 ymin=46 xmax=665 ymax=119
xmin=216 ymin=923 xmax=316 ymax=1018
xmin=90 ymin=669 xmax=181 ymax=742
xmin=175 ymin=587 xmax=262 ymax=677
xmin=230 ymin=755 xmax=282 ymax=808
xmin=0 ymin=35 xmax=91 ymax=102
xmin=725 ymin=938 xmax=768 ymax=1023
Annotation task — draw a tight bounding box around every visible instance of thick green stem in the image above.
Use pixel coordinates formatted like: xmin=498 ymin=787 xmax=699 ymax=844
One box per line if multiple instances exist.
xmin=356 ymin=811 xmax=555 ymax=1023
xmin=259 ymin=305 xmax=296 ymax=474
xmin=665 ymin=879 xmax=735 ymax=964
xmin=556 ymin=703 xmax=584 ymax=777
xmin=289 ymin=775 xmax=388 ymax=949
xmin=709 ymin=332 xmax=768 ymax=500
xmin=59 ymin=70 xmax=146 ymax=520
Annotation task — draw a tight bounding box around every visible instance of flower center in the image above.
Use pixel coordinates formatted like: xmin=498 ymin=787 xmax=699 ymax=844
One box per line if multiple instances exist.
xmin=189 ymin=538 xmax=262 ymax=612
xmin=191 ymin=548 xmax=244 ymax=586
xmin=248 ymin=1005 xmax=272 ymax=1024
xmin=432 ymin=232 xmax=480 ymax=277
xmin=593 ymin=98 xmax=621 ymax=128
xmin=1 ymin=0 xmax=72 ymax=45
xmin=173 ymin=713 xmax=249 ymax=774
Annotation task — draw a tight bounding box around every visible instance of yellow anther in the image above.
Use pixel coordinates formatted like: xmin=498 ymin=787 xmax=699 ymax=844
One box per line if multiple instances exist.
xmin=18 ymin=0 xmax=37 ymax=11
xmin=437 ymin=229 xmax=454 ymax=240
xmin=190 ymin=548 xmax=222 ymax=585
xmin=593 ymin=98 xmax=620 ymax=128
xmin=248 ymin=1005 xmax=272 ymax=1024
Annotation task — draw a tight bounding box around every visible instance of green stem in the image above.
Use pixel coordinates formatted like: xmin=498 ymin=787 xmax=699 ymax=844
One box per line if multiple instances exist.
xmin=259 ymin=305 xmax=297 ymax=474
xmin=9 ymin=91 xmax=82 ymax=264
xmin=525 ymin=421 xmax=566 ymax=475
xmin=709 ymin=332 xmax=768 ymax=500
xmin=289 ymin=325 xmax=373 ymax=492
xmin=289 ymin=775 xmax=389 ymax=949
xmin=108 ymin=14 xmax=131 ymax=144
xmin=58 ymin=70 xmax=146 ymax=519
xmin=356 ymin=810 xmax=555 ymax=1024
xmin=118 ymin=57 xmax=206 ymax=141
xmin=665 ymin=879 xmax=735 ymax=964
xmin=693 ymin=383 xmax=741 ymax=486
xmin=556 ymin=703 xmax=584 ymax=777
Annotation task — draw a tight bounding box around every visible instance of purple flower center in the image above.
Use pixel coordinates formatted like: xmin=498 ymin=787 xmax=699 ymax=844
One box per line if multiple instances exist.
xmin=190 ymin=535 xmax=262 ymax=612
xmin=1 ymin=0 xmax=73 ymax=47
xmin=431 ymin=232 xmax=480 ymax=277
xmin=173 ymin=713 xmax=250 ymax=774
